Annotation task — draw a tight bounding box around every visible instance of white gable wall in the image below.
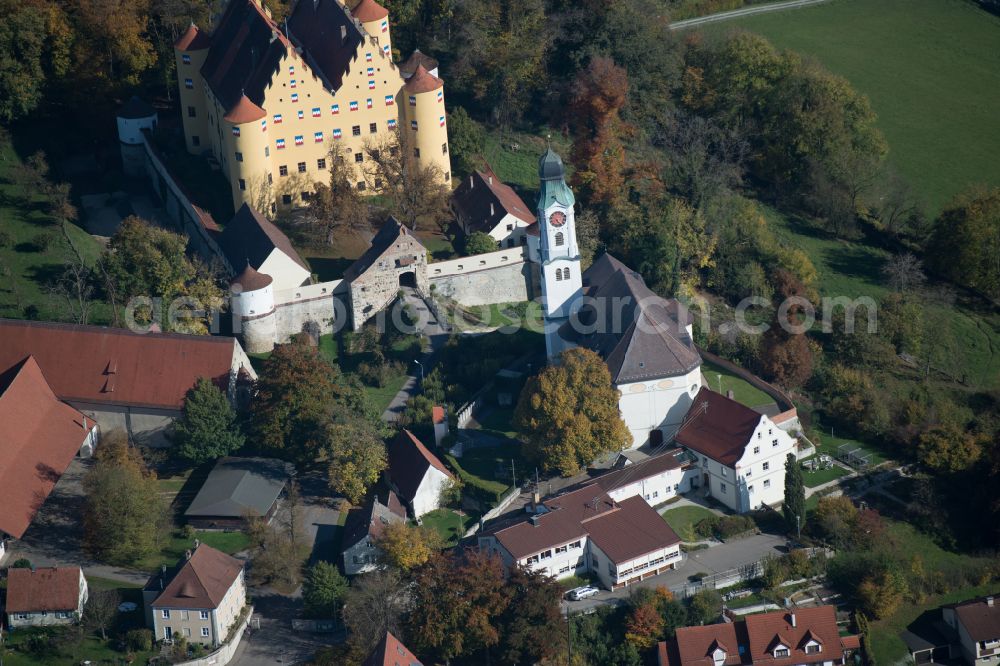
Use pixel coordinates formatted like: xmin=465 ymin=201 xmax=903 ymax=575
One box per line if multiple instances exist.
xmin=606 ymin=465 xmax=699 ymax=506
xmin=412 ymin=466 xmax=452 ymax=518
xmin=617 ymin=367 xmax=702 ymax=449
xmin=258 ymin=249 xmax=312 ymax=292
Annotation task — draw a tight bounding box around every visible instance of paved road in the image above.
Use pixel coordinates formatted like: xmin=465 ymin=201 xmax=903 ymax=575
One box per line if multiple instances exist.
xmin=670 ymin=0 xmax=831 ymax=29
xmin=563 ymin=532 xmax=787 ymax=614
xmin=381 ymin=287 xmax=452 ymax=422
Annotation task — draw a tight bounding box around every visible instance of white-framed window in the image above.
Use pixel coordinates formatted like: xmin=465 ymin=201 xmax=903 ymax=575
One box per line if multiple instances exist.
xmin=748 ymin=485 xmax=754 ymax=494
xmin=201 ymin=627 xmax=210 ymax=637
xmin=764 ymin=479 xmax=771 ymax=488
xmin=569 ymin=540 xmax=582 ymax=549
xmin=559 ymin=565 xmax=571 ymax=574
xmin=161 ymin=610 xmax=171 ymax=619
xmin=720 ymin=483 xmax=727 ymax=493
xmin=653 ymin=491 xmax=659 ymax=498
xmin=645 ymin=494 xmax=651 ymax=500
xmin=753 ymin=446 xmax=760 ymax=455
xmin=555 ymin=545 xmax=568 ymax=554
xmin=757 ymin=432 xmax=762 ymax=439
xmin=15 ymin=613 xmax=28 ymax=620
xmin=540 ymin=550 xmax=553 ymax=560
xmin=768 ymin=428 xmax=773 ymax=435
xmin=763 ymin=462 xmax=770 ymax=471
xmin=200 ymin=611 xmax=210 ymax=620
xmin=805 ymin=644 xmax=821 ymax=654
xmin=722 ymin=468 xmax=728 ymax=477
xmin=673 ymin=484 xmax=679 ymax=491
xmin=774 ymin=648 xmax=789 ymax=658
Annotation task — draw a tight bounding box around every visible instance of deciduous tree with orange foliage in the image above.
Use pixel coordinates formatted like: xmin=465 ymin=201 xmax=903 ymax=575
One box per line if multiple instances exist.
xmin=568 ymin=57 xmax=630 ymax=210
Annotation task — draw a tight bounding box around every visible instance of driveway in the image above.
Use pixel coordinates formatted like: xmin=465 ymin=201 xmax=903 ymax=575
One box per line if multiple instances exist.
xmin=232 ymin=596 xmax=343 ymax=666
xmin=563 ymin=532 xmax=788 ymax=614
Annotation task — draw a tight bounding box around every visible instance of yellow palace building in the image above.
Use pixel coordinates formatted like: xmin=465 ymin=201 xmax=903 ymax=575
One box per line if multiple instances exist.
xmin=174 ymin=0 xmax=451 ymax=213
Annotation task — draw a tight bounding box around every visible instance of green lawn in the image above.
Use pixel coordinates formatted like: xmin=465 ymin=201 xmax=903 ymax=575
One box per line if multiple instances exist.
xmin=662 ymin=505 xmax=718 ymax=541
xmin=482 ymin=128 xmax=573 ymax=200
xmin=701 ymin=360 xmax=775 ymax=408
xmin=0 ymin=634 xmax=156 ymax=666
xmin=132 ymin=528 xmax=250 ymax=572
xmin=476 ymin=406 xmax=519 ymax=439
xmin=318 ymin=333 xmax=338 ymax=363
xmin=420 ymin=508 xmax=478 ymax=546
xmin=85 ymin=575 xmax=143 ymax=591
xmin=767 ymin=208 xmax=1000 ymax=391
xmin=363 ymin=370 xmax=409 ymax=413
xmin=867 ymin=519 xmax=1000 ymax=663
xmin=800 ymin=462 xmax=850 ymax=488
xmin=707 ymin=0 xmax=1000 ymax=214
xmin=0 ymin=140 xmax=110 ymax=323
xmin=453 ymin=442 xmax=526 ymax=492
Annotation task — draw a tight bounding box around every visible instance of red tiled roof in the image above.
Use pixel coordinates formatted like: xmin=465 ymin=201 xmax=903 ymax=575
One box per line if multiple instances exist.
xmin=840 ymin=634 xmax=862 ymax=650
xmin=0 ymin=319 xmax=248 ymax=411
xmin=363 ymin=631 xmax=423 ymax=666
xmin=175 ymin=23 xmax=211 ymax=51
xmin=352 ymin=0 xmax=389 ymax=22
xmin=400 ymin=49 xmax=439 ymax=78
xmin=6 ymin=567 xmax=83 ymax=613
xmin=675 ymin=387 xmax=762 ymax=467
xmin=673 ymin=619 xmax=746 ymax=666
xmin=0 ymin=356 xmax=90 ymax=539
xmin=223 ymin=94 xmax=267 ymax=124
xmin=151 ymin=545 xmax=244 ymax=610
xmin=951 ymin=595 xmax=1000 ymax=642
xmin=432 ymin=406 xmax=446 ymax=424
xmin=583 ymin=496 xmax=681 ymax=564
xmin=744 ymin=607 xmax=843 ymax=664
xmin=387 ymin=430 xmax=454 ymax=502
xmin=451 ymin=168 xmax=536 ymax=235
xmin=404 ymin=64 xmax=443 ymax=94
xmin=231 ymin=263 xmax=273 ymax=291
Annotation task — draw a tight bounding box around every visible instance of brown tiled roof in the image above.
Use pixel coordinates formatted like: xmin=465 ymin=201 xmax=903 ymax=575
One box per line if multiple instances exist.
xmin=231 ymin=263 xmax=273 ymax=291
xmin=675 ymin=388 xmax=763 ymax=467
xmin=175 ymin=23 xmax=211 ymax=51
xmin=387 ymin=430 xmax=454 ymax=503
xmin=593 ymin=449 xmax=685 ymax=493
xmin=6 ymin=567 xmax=83 ymax=613
xmin=363 ymin=631 xmax=424 ymax=666
xmin=217 ymin=203 xmax=311 ymax=274
xmin=400 ymin=49 xmax=439 ymax=78
xmin=343 ymin=218 xmax=425 ymax=281
xmin=0 ymin=357 xmax=91 ymax=538
xmin=452 ymin=168 xmax=535 ymax=234
xmin=487 ymin=484 xmax=614 ymax=560
xmin=432 ymin=406 xmax=446 ymax=424
xmin=567 ymin=254 xmax=700 ymax=384
xmin=351 ymin=0 xmax=389 ymax=22
xmin=342 ymin=489 xmax=406 ymax=549
xmin=151 ymin=544 xmax=244 ymax=610
xmin=583 ymin=496 xmax=681 ymax=564
xmin=952 ymin=595 xmax=1000 ymax=642
xmin=0 ymin=319 xmax=248 ymax=411
xmin=672 ymin=618 xmax=746 ymax=665
xmin=404 ymin=64 xmax=443 ymax=94
xmin=744 ymin=607 xmax=843 ymax=664
xmin=223 ymin=94 xmax=267 ymax=124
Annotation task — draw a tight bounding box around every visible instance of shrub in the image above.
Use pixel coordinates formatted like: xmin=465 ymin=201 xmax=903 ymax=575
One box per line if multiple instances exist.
xmin=716 ymin=515 xmax=757 ymax=539
xmin=0 ymin=229 xmax=12 ymax=247
xmin=125 ymin=628 xmax=153 ymax=652
xmin=31 ymin=232 xmax=53 ymax=252
xmin=11 ymin=558 xmax=32 ymax=568
xmin=694 ymin=516 xmax=720 ymax=539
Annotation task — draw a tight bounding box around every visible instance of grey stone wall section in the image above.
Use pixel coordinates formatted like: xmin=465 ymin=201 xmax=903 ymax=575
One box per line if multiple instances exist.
xmin=430 ymin=261 xmax=536 ymax=307
xmin=272 ymin=295 xmax=346 ymax=342
xmin=349 ymin=235 xmax=429 ymax=329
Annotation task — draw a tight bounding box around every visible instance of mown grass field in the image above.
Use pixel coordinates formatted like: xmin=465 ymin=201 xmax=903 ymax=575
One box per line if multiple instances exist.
xmin=701 ymin=360 xmax=774 ymax=408
xmin=705 ymin=0 xmax=1000 ymax=214
xmin=662 ymin=505 xmax=718 ymax=541
xmin=0 ymin=139 xmax=110 ymax=323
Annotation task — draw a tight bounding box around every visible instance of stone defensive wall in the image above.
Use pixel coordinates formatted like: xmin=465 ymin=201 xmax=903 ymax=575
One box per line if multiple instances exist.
xmin=427 ymin=246 xmax=538 ymax=306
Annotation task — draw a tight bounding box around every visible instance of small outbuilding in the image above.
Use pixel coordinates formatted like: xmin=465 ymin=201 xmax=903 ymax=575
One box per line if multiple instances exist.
xmin=184 ymin=457 xmax=292 ymax=529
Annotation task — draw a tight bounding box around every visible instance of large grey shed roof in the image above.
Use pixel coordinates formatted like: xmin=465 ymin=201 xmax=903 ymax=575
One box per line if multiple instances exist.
xmin=184 ymin=457 xmax=291 ymax=518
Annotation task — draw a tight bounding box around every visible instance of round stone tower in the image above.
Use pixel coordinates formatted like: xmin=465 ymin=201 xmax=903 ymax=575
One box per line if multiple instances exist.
xmin=116 ymin=97 xmax=157 ymax=178
xmin=230 ymin=264 xmax=277 ymax=354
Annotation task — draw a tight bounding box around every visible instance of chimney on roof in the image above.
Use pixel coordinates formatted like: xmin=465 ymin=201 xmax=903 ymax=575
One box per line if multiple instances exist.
xmin=194 ymin=538 xmax=200 ymax=549
xmin=727 ymin=389 xmax=734 ymax=400
xmin=988 ymin=596 xmax=995 ymax=607
xmin=530 ymin=515 xmax=540 ymax=526
xmin=185 ymin=549 xmax=192 ymax=560
xmin=82 ymin=414 xmax=88 ymax=431
xmin=488 ymin=175 xmax=493 ymax=185
xmin=490 ymin=203 xmax=495 ymax=217
xmin=341 ymin=25 xmax=347 ymax=44
xmin=469 ymin=175 xmax=474 ymax=188
xmin=790 ymin=612 xmax=797 ymax=628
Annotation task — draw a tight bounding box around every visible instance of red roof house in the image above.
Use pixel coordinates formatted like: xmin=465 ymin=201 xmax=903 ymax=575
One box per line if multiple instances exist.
xmin=363 ymin=631 xmax=423 ymax=666
xmin=6 ymin=566 xmax=89 ymax=628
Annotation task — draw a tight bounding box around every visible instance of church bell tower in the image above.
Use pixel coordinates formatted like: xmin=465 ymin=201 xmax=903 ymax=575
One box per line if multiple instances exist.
xmin=537 ymin=148 xmax=582 ymax=361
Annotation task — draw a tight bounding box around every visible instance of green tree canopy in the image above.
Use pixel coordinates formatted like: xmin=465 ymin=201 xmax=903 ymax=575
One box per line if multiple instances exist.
xmin=302 ymin=561 xmax=348 ymax=619
xmin=514 ymin=347 xmax=632 ymax=475
xmin=318 ymin=416 xmax=387 ymax=504
xmin=446 ymin=106 xmax=487 ymax=178
xmin=783 ymin=452 xmax=805 ymax=535
xmin=172 ymin=377 xmax=244 ymax=464
xmin=83 ymin=430 xmax=167 ymax=565
xmin=464 ymin=231 xmax=499 ymax=255
xmin=928 ymin=186 xmax=1000 ymax=299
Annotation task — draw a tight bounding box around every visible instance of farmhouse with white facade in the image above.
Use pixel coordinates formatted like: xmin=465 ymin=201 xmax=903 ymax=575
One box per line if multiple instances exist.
xmin=451 ymin=166 xmax=536 ymax=248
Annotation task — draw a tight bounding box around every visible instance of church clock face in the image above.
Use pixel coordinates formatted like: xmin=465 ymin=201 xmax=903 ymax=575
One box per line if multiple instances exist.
xmin=549 ymin=211 xmax=566 ymax=227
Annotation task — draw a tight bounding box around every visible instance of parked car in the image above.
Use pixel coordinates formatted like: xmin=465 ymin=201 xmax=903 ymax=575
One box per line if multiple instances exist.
xmin=568 ymin=586 xmax=600 ymax=601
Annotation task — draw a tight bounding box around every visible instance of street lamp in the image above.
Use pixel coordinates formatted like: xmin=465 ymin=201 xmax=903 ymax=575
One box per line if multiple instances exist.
xmin=414 ymin=359 xmax=424 ymax=384
xmin=717 ymin=373 xmax=723 ymax=394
